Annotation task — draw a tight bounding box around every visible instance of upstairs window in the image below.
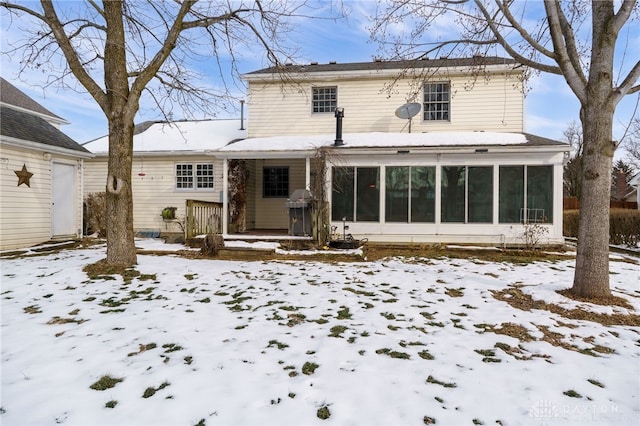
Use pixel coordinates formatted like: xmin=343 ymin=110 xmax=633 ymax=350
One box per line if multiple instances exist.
xmin=312 ymin=86 xmax=337 ymax=113
xmin=176 ymin=163 xmax=215 ymax=190
xmin=423 ymin=82 xmax=450 ymax=121
xmin=263 ymin=167 xmax=289 ymax=198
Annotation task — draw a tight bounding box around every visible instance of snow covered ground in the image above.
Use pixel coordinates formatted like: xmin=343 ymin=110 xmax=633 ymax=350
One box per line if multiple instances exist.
xmin=1 ymin=239 xmax=639 ymax=426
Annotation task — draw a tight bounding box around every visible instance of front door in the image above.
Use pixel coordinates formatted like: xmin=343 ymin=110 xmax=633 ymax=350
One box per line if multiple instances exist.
xmin=52 ymin=162 xmax=76 ymax=237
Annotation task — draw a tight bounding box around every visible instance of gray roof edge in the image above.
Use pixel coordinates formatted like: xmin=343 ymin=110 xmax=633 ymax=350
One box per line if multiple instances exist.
xmin=244 ymin=56 xmax=520 ymax=76
xmin=0 ymin=77 xmax=66 ymax=122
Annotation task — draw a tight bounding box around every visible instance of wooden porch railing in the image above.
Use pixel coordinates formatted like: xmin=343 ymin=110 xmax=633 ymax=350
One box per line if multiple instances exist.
xmin=185 ymin=199 xmax=223 ymax=239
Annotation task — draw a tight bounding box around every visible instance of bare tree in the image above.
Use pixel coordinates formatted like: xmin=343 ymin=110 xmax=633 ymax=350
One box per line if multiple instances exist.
xmin=1 ymin=0 xmax=308 ymax=267
xmin=563 ymin=121 xmax=583 ymax=200
xmin=371 ymin=1 xmax=639 ymax=299
xmin=624 ymin=116 xmax=640 ymax=170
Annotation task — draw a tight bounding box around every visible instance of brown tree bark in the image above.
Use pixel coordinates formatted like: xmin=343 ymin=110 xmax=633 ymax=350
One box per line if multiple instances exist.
xmin=103 ymin=1 xmax=137 ymax=266
xmin=570 ymin=2 xmax=618 ymax=298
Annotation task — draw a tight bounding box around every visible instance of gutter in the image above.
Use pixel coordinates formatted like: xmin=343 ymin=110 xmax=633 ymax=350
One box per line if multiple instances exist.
xmin=1 ymin=136 xmax=94 ymax=159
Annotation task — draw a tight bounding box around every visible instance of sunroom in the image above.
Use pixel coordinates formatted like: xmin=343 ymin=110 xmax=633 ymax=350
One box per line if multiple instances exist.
xmin=218 ymin=131 xmax=569 ymax=247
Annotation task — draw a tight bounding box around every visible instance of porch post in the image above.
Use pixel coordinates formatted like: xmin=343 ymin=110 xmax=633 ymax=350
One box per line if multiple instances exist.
xmin=222 ymin=158 xmax=229 ymax=235
xmin=305 ymin=156 xmax=311 ymax=191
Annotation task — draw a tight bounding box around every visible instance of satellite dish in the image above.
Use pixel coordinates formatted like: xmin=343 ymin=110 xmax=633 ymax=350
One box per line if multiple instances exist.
xmin=394 ymin=103 xmax=421 ymax=133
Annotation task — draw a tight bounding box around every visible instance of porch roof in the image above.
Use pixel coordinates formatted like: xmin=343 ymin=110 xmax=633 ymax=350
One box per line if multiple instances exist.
xmin=83 ymin=119 xmax=246 ymax=155
xmin=217 ymin=131 xmax=568 ymax=158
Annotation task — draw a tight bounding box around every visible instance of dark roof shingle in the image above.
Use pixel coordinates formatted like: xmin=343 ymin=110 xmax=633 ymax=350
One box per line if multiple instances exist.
xmin=0 ymin=77 xmax=63 ymax=121
xmin=0 ymin=106 xmax=89 ymax=154
xmin=246 ymin=56 xmax=519 ymax=75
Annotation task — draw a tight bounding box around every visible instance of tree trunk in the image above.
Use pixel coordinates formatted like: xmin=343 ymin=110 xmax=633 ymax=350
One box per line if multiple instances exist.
xmin=105 ymin=114 xmax=137 ymax=266
xmin=103 ymin=0 xmax=137 ymax=267
xmin=570 ymin=2 xmax=616 ymax=298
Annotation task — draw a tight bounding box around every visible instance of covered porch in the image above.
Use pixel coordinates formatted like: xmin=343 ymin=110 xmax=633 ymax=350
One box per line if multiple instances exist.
xmin=218 ymin=146 xmax=328 ymax=241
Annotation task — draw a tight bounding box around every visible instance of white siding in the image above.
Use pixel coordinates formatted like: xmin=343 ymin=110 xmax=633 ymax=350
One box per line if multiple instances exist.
xmin=247 ymin=72 xmax=524 ymax=138
xmin=250 ymin=158 xmax=306 ymax=229
xmin=0 ymin=144 xmax=84 ymax=250
xmin=84 ymin=155 xmax=223 ymax=233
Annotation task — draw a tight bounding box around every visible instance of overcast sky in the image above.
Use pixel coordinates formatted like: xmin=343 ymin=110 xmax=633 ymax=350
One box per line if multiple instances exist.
xmin=1 ymin=1 xmax=638 ymax=148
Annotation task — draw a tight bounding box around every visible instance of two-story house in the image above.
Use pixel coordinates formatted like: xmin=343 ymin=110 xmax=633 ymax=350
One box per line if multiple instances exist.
xmin=216 ymin=57 xmax=570 ymax=246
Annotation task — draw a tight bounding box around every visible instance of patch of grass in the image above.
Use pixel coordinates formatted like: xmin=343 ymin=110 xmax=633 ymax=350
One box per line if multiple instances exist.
xmin=493 ymin=287 xmax=639 ymax=326
xmin=90 ymin=375 xmax=123 ymax=391
xmin=587 ymin=379 xmax=605 ymax=388
xmin=162 ymin=343 xmax=183 ymax=353
xmin=418 ymin=350 xmax=435 ymax=360
xmin=197 ymin=297 xmax=211 ymax=303
xmin=99 ymin=308 xmax=126 ymax=314
xmin=445 ymin=287 xmax=464 ymax=297
xmin=184 ymin=274 xmax=196 ymax=280
xmin=317 ymin=405 xmax=331 ymax=420
xmin=381 ymin=312 xmax=396 ymax=320
xmin=337 ymin=307 xmax=352 ymax=319
xmin=193 ymin=419 xmax=205 ymax=426
xmin=375 ymin=348 xmax=410 ymax=359
xmin=329 ymin=325 xmax=348 ymax=338
xmin=23 ymin=305 xmax=42 ymax=314
xmin=82 ymin=296 xmax=96 ymax=302
xmin=423 ymin=415 xmax=436 ymax=424
xmin=474 ymin=349 xmax=496 ymax=357
xmin=288 ymin=392 xmax=296 ymax=399
xmin=420 ymin=311 xmax=435 ymax=320
xmin=143 ymin=381 xmax=170 ymax=398
xmin=473 ymin=419 xmax=485 ymax=425
xmin=474 ymin=322 xmax=535 ymax=342
xmin=285 ymin=313 xmax=306 ymax=327
xmin=47 ymin=316 xmax=88 ymax=325
xmin=426 ymin=375 xmax=457 ymax=388
xmin=105 ymin=400 xmax=118 ymax=409
xmin=184 ymin=356 xmax=193 ymax=365
xmin=302 ymin=362 xmax=319 ymax=375
xmin=563 ymin=389 xmax=582 ymax=398
xmin=279 ymin=305 xmax=297 ymax=311
xmin=138 ymin=274 xmax=157 ymax=281
xmin=267 ymin=340 xmax=289 ymax=350
xmin=344 ymin=287 xmax=375 ymax=297
xmin=127 ymin=343 xmax=157 ymax=356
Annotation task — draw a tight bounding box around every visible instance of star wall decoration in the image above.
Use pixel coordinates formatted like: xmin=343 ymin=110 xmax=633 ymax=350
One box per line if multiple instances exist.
xmin=14 ymin=164 xmax=34 ymax=187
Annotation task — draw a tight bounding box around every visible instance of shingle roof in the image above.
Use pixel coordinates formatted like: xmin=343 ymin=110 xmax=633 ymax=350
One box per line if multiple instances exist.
xmin=0 ymin=77 xmax=64 ymax=121
xmin=246 ymin=56 xmax=519 ymax=75
xmin=0 ymin=106 xmax=90 ymax=154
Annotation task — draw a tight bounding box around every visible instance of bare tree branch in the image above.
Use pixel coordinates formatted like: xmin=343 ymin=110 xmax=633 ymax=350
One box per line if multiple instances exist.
xmin=39 ymin=0 xmax=107 ymax=110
